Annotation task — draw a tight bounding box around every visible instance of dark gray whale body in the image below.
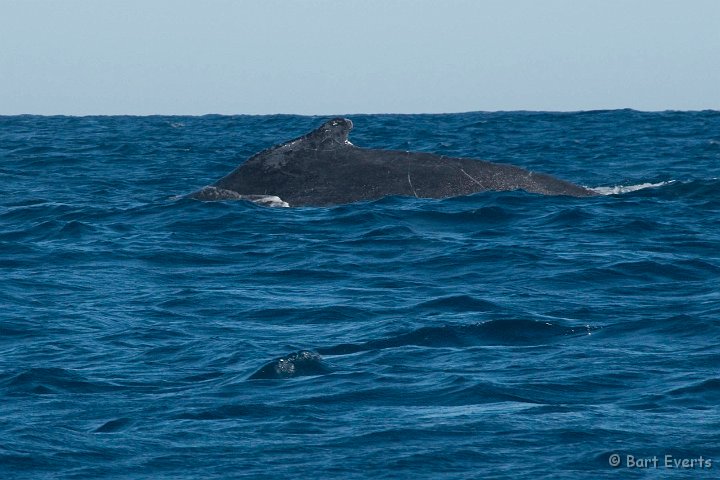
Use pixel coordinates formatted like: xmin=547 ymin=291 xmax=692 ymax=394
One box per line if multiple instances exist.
xmin=249 ymin=351 xmax=331 ymax=380
xmin=193 ymin=118 xmax=597 ymax=206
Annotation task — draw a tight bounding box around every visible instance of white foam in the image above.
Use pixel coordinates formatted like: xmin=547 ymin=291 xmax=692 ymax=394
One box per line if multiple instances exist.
xmin=590 ymin=181 xmax=674 ymax=195
xmin=242 ymin=195 xmax=290 ymax=208
xmin=189 ymin=187 xmax=289 ymax=207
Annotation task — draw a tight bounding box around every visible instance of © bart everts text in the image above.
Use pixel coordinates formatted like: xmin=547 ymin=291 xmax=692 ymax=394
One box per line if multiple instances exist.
xmin=608 ymin=453 xmax=713 ymax=469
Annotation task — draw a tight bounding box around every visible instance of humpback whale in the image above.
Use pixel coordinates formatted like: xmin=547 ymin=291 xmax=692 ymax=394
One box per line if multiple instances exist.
xmin=192 ymin=118 xmax=597 ymax=206
xmin=249 ymin=351 xmax=331 ymax=380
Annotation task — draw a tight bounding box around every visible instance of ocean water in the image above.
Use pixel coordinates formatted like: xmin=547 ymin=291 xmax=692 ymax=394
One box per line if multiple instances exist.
xmin=1 ymin=111 xmax=719 ymax=479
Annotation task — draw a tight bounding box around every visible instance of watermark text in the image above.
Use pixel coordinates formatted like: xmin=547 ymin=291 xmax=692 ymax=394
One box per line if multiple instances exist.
xmin=609 ymin=453 xmax=712 ymax=469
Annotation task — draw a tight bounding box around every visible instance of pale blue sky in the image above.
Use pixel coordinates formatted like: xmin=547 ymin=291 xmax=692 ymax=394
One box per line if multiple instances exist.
xmin=1 ymin=0 xmax=719 ymax=115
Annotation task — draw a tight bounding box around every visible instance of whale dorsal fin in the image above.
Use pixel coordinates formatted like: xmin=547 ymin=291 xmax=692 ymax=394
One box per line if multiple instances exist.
xmin=304 ymin=117 xmax=353 ymax=149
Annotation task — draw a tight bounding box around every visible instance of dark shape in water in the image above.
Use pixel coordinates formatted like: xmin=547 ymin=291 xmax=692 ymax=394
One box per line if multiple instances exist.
xmin=248 ymin=350 xmax=331 ymax=380
xmin=191 ymin=118 xmax=598 ymax=206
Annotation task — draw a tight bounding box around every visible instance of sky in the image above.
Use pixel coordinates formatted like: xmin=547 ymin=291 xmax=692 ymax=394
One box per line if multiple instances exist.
xmin=1 ymin=0 xmax=719 ymax=115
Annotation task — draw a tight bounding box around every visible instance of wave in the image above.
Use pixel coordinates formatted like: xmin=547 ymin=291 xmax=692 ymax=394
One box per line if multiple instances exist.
xmin=248 ymin=319 xmax=598 ymax=380
xmin=1 ymin=367 xmax=119 ymax=395
xmin=414 ymin=295 xmax=502 ymax=313
xmin=317 ymin=319 xmax=597 ymax=356
xmin=93 ymin=417 xmax=133 ymax=433
xmin=590 ymin=181 xmax=675 ymax=195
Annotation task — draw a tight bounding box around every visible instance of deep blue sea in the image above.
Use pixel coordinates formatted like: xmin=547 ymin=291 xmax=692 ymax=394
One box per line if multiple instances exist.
xmin=2 ymin=111 xmax=719 ymax=479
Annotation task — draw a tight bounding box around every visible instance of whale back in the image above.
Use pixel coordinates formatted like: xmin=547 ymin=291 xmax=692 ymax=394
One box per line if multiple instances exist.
xmin=203 ymin=118 xmax=597 ymax=206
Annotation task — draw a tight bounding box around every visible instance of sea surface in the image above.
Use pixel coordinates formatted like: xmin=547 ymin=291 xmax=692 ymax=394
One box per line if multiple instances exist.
xmin=1 ymin=111 xmax=719 ymax=479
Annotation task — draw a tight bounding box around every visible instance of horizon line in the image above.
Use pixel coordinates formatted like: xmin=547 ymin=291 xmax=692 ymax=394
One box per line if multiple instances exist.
xmin=2 ymin=108 xmax=719 ymax=118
